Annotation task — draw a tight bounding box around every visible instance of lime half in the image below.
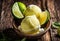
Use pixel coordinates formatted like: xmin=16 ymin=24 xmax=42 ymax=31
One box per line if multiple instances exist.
xmin=12 ymin=2 xmax=24 ymax=19
xmin=38 ymin=10 xmax=50 ymax=25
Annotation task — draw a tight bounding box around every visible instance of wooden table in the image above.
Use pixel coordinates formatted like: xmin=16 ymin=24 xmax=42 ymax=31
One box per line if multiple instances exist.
xmin=0 ymin=0 xmax=60 ymax=41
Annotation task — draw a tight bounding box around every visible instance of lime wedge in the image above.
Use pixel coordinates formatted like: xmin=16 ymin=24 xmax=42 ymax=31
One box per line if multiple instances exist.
xmin=38 ymin=10 xmax=50 ymax=25
xmin=12 ymin=2 xmax=24 ymax=19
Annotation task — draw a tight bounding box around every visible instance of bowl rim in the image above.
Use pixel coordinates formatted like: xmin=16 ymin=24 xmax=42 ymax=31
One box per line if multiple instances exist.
xmin=13 ymin=19 xmax=52 ymax=38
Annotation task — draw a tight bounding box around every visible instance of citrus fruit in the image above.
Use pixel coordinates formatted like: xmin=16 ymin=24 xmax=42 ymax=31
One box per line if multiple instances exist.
xmin=12 ymin=2 xmax=26 ymax=19
xmin=12 ymin=2 xmax=24 ymax=19
xmin=38 ymin=10 xmax=50 ymax=25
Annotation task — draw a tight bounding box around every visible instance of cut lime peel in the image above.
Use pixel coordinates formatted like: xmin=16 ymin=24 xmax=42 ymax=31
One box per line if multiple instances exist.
xmin=52 ymin=22 xmax=60 ymax=28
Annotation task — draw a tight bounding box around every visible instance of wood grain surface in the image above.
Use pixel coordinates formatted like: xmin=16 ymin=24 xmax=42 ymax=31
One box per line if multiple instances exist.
xmin=0 ymin=0 xmax=60 ymax=41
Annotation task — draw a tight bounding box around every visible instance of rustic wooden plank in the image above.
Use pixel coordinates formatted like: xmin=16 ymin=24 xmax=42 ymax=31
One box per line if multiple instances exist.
xmin=53 ymin=0 xmax=60 ymax=41
xmin=0 ymin=0 xmax=3 ymax=31
xmin=1 ymin=0 xmax=14 ymax=30
xmin=41 ymin=0 xmax=46 ymax=11
xmin=54 ymin=0 xmax=60 ymax=22
xmin=47 ymin=0 xmax=60 ymax=41
xmin=42 ymin=31 xmax=51 ymax=41
xmin=47 ymin=0 xmax=57 ymax=21
xmin=47 ymin=0 xmax=57 ymax=41
xmin=37 ymin=31 xmax=51 ymax=41
xmin=0 ymin=0 xmax=2 ymax=17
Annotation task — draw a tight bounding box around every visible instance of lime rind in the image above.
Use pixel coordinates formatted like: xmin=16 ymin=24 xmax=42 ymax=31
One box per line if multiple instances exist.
xmin=40 ymin=10 xmax=50 ymax=25
xmin=44 ymin=10 xmax=50 ymax=24
xmin=18 ymin=2 xmax=26 ymax=13
xmin=52 ymin=22 xmax=60 ymax=28
xmin=12 ymin=2 xmax=24 ymax=19
xmin=39 ymin=11 xmax=47 ymax=25
xmin=46 ymin=10 xmax=50 ymax=21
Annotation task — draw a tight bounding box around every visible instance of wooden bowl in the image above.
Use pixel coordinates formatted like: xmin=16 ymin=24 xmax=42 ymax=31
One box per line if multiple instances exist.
xmin=12 ymin=0 xmax=51 ymax=39
xmin=13 ymin=20 xmax=51 ymax=39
